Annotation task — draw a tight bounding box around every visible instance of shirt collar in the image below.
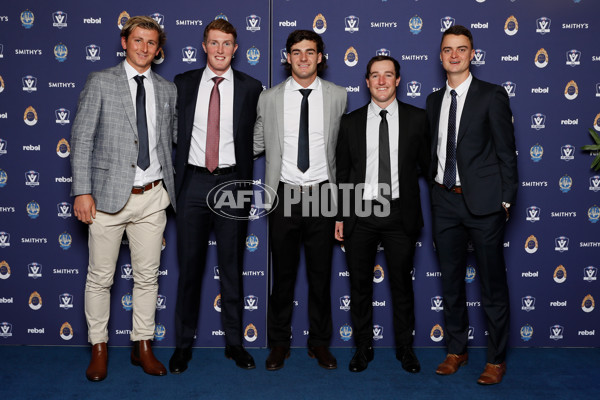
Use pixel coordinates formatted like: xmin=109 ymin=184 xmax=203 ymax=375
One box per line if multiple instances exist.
xmin=288 ymin=76 xmax=321 ymax=92
xmin=445 ymin=72 xmax=472 ymax=98
xmin=369 ymin=98 xmax=398 ymax=118
xmin=203 ymin=66 xmax=234 ymax=83
xmin=123 ymin=60 xmax=152 ymax=82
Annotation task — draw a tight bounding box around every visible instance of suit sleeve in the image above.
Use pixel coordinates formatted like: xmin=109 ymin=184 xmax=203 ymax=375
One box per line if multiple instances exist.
xmin=253 ymin=91 xmax=266 ymax=157
xmin=70 ymin=72 xmax=102 ymax=197
xmin=489 ymin=86 xmax=518 ymax=204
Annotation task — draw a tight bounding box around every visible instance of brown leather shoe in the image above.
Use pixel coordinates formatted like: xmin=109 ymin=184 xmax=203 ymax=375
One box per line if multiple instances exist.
xmin=266 ymin=346 xmax=290 ymax=371
xmin=477 ymin=362 xmax=506 ymax=385
xmin=131 ymin=340 xmax=167 ymax=376
xmin=435 ymin=353 xmax=468 ymax=375
xmin=308 ymin=346 xmax=337 ymax=369
xmin=86 ymin=343 xmax=108 ymax=382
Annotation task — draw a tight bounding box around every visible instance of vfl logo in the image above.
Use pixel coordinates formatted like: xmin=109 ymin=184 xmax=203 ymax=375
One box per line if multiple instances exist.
xmin=182 ymin=46 xmax=197 ymax=64
xmin=0 ymin=139 xmax=6 ymax=156
xmin=566 ymin=49 xmax=581 ymax=67
xmin=244 ymin=295 xmax=258 ymax=311
xmin=120 ymin=264 xmax=133 ymax=280
xmin=521 ymin=296 xmax=536 ymax=312
xmin=589 ymin=176 xmax=600 ymax=192
xmin=526 ymin=206 xmax=541 ymax=222
xmin=0 ymin=322 xmax=12 ymax=338
xmin=561 ymin=145 xmax=575 ymax=161
xmin=213 ymin=266 xmax=220 ymax=280
xmin=246 ymin=15 xmax=261 ymax=32
xmin=53 ymin=11 xmax=68 ymax=28
xmin=431 ymin=296 xmax=443 ymax=312
xmin=86 ymin=44 xmax=101 ymax=62
xmin=0 ymin=232 xmax=10 ymax=248
xmin=468 ymin=326 xmax=475 ymax=341
xmin=156 ymin=294 xmax=166 ymax=310
xmin=280 ymin=48 xmax=287 ymax=64
xmin=22 ymin=75 xmax=37 ymax=93
xmin=440 ymin=16 xmax=455 ymax=32
xmin=28 ymin=262 xmax=42 ymax=278
xmin=472 ymin=49 xmax=486 ymax=66
xmin=596 ymin=83 xmax=600 ymax=98
xmin=584 ymin=266 xmax=598 ymax=282
xmin=57 ymin=202 xmax=72 ymax=218
xmin=406 ymin=81 xmax=421 ymax=98
xmin=554 ymin=236 xmax=569 ymax=252
xmin=536 ymin=17 xmax=551 ymax=34
xmin=373 ymin=324 xmax=384 ymax=341
xmin=376 ymin=48 xmax=390 ymax=57
xmin=549 ymin=325 xmax=564 ymax=340
xmin=150 ymin=13 xmax=165 ymax=28
xmin=502 ymin=81 xmax=516 ymax=97
xmin=339 ymin=295 xmax=351 ymax=311
xmin=59 ymin=293 xmax=73 ymax=309
xmin=530 ymin=113 xmax=546 ymax=130
xmin=345 ymin=15 xmax=359 ymax=33
xmin=340 ymin=324 xmax=353 ymax=341
xmin=55 ymin=108 xmax=70 ymax=125
xmin=25 ymin=170 xmax=40 ymax=187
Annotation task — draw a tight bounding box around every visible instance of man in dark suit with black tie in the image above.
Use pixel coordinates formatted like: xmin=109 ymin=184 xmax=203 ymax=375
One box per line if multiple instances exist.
xmin=335 ymin=56 xmax=429 ymax=373
xmin=426 ymin=25 xmax=518 ymax=385
xmin=170 ymin=19 xmax=263 ymax=373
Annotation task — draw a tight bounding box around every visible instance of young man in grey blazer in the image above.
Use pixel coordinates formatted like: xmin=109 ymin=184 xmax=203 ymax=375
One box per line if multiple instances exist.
xmin=70 ymin=16 xmax=176 ymax=381
xmin=254 ymin=30 xmax=347 ymax=371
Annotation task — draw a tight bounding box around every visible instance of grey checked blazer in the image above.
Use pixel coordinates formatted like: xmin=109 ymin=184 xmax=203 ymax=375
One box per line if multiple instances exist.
xmin=70 ymin=61 xmax=177 ymax=213
xmin=253 ymin=77 xmax=347 ymax=209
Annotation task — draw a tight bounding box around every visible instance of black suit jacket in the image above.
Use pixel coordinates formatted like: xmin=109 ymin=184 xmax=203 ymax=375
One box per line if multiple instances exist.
xmin=336 ymin=100 xmax=430 ymax=239
xmin=173 ymin=67 xmax=263 ymax=197
xmin=426 ymin=76 xmax=518 ymax=215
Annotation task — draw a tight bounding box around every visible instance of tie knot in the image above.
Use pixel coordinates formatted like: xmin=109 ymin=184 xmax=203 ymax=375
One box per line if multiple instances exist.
xmin=450 ymin=89 xmax=457 ymax=98
xmin=133 ymin=75 xmax=145 ymax=85
xmin=299 ymin=88 xmax=312 ymax=98
xmin=213 ymin=76 xmax=225 ymax=86
xmin=380 ymin=109 xmax=388 ymax=119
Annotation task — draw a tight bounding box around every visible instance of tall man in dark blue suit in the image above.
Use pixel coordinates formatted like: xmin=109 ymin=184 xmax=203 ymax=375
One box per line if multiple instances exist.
xmin=170 ymin=19 xmax=263 ymax=373
xmin=426 ymin=25 xmax=518 ymax=385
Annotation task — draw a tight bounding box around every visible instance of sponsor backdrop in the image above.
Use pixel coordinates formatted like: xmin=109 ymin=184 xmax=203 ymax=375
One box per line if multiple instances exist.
xmin=0 ymin=0 xmax=598 ymax=348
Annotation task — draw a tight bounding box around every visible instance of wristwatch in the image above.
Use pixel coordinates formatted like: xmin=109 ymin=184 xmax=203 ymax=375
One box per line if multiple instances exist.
xmin=502 ymin=202 xmax=511 ymax=208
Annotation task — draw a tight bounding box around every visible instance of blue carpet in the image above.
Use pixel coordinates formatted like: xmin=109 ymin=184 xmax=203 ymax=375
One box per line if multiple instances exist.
xmin=0 ymin=346 xmax=598 ymax=399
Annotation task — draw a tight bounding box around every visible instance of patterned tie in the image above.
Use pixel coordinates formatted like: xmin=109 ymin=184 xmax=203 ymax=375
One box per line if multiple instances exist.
xmin=297 ymin=89 xmax=312 ymax=172
xmin=443 ymin=89 xmax=458 ymax=189
xmin=378 ymin=109 xmax=392 ymax=201
xmin=133 ymin=75 xmax=149 ymax=171
xmin=206 ymin=76 xmax=224 ymax=172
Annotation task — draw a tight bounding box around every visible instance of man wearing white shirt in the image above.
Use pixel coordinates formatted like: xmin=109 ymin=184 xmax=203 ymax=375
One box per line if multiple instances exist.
xmin=254 ymin=30 xmax=347 ymax=371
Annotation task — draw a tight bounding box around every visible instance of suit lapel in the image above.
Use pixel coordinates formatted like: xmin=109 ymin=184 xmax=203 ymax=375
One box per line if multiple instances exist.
xmin=275 ymin=80 xmax=286 ymax=150
xmin=430 ymin=90 xmax=444 ymax=160
xmin=396 ymin=102 xmax=407 ymax=177
xmin=322 ymin=80 xmax=332 ymax=155
xmin=117 ymin=63 xmax=137 ymax=138
xmin=232 ymin=69 xmax=243 ymax=139
xmin=457 ymin=78 xmax=478 ymax=145
xmin=356 ymin=105 xmax=368 ymax=182
xmin=185 ymin=69 xmax=203 ymax=142
xmin=151 ymin=71 xmax=163 ymax=139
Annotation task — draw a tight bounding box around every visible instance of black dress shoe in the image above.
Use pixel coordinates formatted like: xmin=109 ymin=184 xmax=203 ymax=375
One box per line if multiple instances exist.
xmin=169 ymin=347 xmax=192 ymax=374
xmin=266 ymin=346 xmax=290 ymax=371
xmin=308 ymin=346 xmax=337 ymax=369
xmin=349 ymin=346 xmax=374 ymax=372
xmin=225 ymin=345 xmax=256 ymax=369
xmin=396 ymin=346 xmax=421 ymax=373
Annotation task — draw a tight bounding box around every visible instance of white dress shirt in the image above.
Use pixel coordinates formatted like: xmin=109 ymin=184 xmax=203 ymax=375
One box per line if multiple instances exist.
xmin=435 ymin=73 xmax=472 ymax=186
xmin=124 ymin=61 xmax=163 ymax=187
xmin=364 ymin=99 xmax=400 ymax=200
xmin=281 ymin=77 xmax=328 ymax=186
xmin=188 ymin=67 xmax=236 ymax=168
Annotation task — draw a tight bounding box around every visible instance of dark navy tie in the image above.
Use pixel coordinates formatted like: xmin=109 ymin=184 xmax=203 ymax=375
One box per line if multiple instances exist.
xmin=297 ymin=89 xmax=312 ymax=172
xmin=378 ymin=109 xmax=391 ymax=201
xmin=133 ymin=75 xmax=150 ymax=171
xmin=443 ymin=89 xmax=458 ymax=189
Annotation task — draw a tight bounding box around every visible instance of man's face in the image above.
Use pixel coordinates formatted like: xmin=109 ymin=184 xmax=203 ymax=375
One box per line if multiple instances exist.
xmin=121 ymin=27 xmax=160 ymax=73
xmin=202 ymin=29 xmax=238 ymax=75
xmin=286 ymin=39 xmax=322 ymax=84
xmin=366 ymin=60 xmax=400 ymax=108
xmin=440 ymin=34 xmax=474 ymax=76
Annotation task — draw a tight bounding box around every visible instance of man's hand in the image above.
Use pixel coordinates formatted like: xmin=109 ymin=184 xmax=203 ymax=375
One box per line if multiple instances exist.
xmin=74 ymin=194 xmax=96 ymax=224
xmin=334 ymin=221 xmax=344 ymax=242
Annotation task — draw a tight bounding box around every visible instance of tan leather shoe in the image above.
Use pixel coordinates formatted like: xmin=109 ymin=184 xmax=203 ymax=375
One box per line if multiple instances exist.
xmin=131 ymin=340 xmax=167 ymax=376
xmin=86 ymin=343 xmax=108 ymax=382
xmin=477 ymin=362 xmax=506 ymax=385
xmin=435 ymin=353 xmax=468 ymax=375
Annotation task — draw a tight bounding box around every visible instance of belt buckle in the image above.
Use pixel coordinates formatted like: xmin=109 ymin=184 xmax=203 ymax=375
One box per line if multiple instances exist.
xmin=133 ymin=186 xmax=145 ymax=194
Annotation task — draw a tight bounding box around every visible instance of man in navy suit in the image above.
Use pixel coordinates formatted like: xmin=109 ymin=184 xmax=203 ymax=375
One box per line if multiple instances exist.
xmin=426 ymin=25 xmax=518 ymax=385
xmin=335 ymin=56 xmax=429 ymax=373
xmin=170 ymin=19 xmax=263 ymax=373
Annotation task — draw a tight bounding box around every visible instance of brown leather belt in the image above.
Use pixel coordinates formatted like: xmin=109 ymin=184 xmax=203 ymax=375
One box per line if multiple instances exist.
xmin=132 ymin=179 xmax=162 ymax=194
xmin=437 ymin=183 xmax=463 ymax=194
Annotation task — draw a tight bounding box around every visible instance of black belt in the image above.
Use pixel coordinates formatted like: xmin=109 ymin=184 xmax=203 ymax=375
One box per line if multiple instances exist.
xmin=187 ymin=164 xmax=236 ymax=175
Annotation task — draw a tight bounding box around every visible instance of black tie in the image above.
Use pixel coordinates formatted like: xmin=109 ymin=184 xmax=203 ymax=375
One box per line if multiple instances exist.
xmin=379 ymin=109 xmax=391 ymax=201
xmin=443 ymin=89 xmax=457 ymax=188
xmin=134 ymin=75 xmax=150 ymax=171
xmin=297 ymin=89 xmax=312 ymax=172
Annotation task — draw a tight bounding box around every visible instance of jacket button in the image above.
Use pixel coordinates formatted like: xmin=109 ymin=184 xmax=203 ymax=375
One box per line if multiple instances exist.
xmin=131 ymin=164 xmax=135 ymax=168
